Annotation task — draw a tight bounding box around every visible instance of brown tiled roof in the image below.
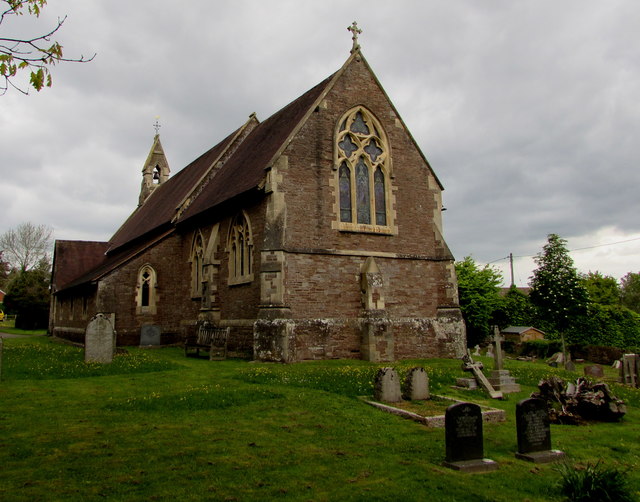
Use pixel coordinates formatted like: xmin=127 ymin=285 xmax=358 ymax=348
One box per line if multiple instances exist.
xmin=107 ymin=128 xmax=240 ymax=252
xmin=54 ymin=54 xmax=352 ymax=294
xmin=51 ymin=240 xmax=110 ymax=292
xmin=107 ymin=73 xmax=333 ymax=253
xmin=179 ymin=75 xmax=334 ymax=222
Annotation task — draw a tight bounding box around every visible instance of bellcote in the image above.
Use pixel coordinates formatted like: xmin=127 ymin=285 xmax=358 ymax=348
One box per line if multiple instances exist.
xmin=139 ymin=134 xmax=170 ymax=206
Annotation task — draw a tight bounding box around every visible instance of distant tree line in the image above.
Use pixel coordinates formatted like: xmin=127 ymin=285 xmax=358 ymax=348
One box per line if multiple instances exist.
xmin=456 ymin=233 xmax=640 ymax=350
xmin=0 ymin=222 xmax=51 ymax=329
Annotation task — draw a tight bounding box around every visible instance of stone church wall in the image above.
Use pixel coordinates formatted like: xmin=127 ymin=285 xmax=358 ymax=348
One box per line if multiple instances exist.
xmin=96 ymin=233 xmax=199 ymax=346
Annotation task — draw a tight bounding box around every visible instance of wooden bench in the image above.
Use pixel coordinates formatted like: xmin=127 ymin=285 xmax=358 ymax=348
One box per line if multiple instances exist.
xmin=184 ymin=324 xmax=230 ymax=360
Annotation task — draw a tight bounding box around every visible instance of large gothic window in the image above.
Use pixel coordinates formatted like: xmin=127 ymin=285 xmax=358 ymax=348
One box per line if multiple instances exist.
xmin=335 ymin=107 xmax=392 ymax=232
xmin=136 ymin=264 xmax=158 ymax=314
xmin=227 ymin=212 xmax=253 ymax=285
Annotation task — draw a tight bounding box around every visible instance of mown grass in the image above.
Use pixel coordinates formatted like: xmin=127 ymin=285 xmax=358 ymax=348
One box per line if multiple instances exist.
xmin=0 ymin=337 xmax=638 ymax=501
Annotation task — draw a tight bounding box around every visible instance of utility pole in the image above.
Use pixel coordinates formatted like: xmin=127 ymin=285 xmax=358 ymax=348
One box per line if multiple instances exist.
xmin=509 ymin=253 xmax=515 ymax=288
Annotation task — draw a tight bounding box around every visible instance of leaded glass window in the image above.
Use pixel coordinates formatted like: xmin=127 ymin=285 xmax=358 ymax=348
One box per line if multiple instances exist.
xmin=335 ymin=107 xmax=391 ymax=230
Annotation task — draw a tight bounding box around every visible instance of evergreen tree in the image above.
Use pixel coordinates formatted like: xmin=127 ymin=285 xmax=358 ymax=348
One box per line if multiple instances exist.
xmin=455 ymin=256 xmax=503 ymax=347
xmin=529 ymin=234 xmax=588 ymax=335
xmin=3 ymin=268 xmax=49 ymax=329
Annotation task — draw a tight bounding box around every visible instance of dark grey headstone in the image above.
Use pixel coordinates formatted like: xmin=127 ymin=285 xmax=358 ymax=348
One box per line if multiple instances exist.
xmin=515 ymin=397 xmax=565 ymax=463
xmin=445 ymin=402 xmax=484 ymax=462
xmin=516 ymin=398 xmax=551 ymax=454
xmin=584 ymin=364 xmax=604 ymax=379
xmin=140 ymin=325 xmax=161 ymax=346
xmin=373 ymin=367 xmax=402 ymax=403
xmin=443 ymin=402 xmax=498 ymax=471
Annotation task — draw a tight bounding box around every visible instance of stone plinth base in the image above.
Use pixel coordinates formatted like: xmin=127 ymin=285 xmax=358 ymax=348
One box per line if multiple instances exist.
xmin=515 ymin=450 xmax=566 ymax=463
xmin=442 ymin=458 xmax=499 ymax=473
xmin=455 ymin=377 xmax=478 ymax=389
xmin=488 ymin=370 xmax=521 ymax=393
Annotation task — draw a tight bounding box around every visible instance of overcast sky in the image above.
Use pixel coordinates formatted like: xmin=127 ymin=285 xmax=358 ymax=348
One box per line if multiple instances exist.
xmin=2 ymin=0 xmax=639 ymax=286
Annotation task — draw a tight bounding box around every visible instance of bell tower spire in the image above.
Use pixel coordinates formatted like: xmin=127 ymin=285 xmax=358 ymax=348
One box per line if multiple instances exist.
xmin=139 ymin=119 xmax=170 ymax=206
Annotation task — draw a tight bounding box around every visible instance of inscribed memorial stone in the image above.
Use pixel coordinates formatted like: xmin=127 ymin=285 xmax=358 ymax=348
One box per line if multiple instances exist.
xmin=403 ymin=367 xmax=429 ymax=401
xmin=85 ymin=313 xmax=115 ymax=363
xmin=443 ymin=402 xmax=498 ymax=472
xmin=140 ymin=324 xmax=161 ymax=346
xmin=373 ymin=367 xmax=402 ymax=403
xmin=515 ymin=398 xmax=565 ymax=463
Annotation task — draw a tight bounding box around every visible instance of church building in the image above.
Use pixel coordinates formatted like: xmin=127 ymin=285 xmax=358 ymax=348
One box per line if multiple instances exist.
xmin=50 ymin=28 xmax=466 ymax=362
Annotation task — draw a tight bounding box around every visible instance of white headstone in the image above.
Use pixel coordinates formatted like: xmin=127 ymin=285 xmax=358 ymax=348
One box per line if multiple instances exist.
xmin=85 ymin=313 xmax=116 ymax=363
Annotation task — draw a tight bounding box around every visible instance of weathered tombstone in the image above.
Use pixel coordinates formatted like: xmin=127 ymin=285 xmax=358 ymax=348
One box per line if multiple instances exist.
xmin=140 ymin=324 xmax=161 ymax=346
xmin=515 ymin=398 xmax=565 ymax=463
xmin=85 ymin=313 xmax=116 ymax=363
xmin=472 ymin=344 xmax=481 ymax=356
xmin=403 ymin=367 xmax=429 ymax=401
xmin=486 ymin=345 xmax=494 ymax=358
xmin=584 ymin=364 xmax=604 ymax=379
xmin=620 ymin=354 xmax=639 ymax=387
xmin=373 ymin=367 xmax=402 ymax=403
xmin=564 ymin=360 xmax=576 ymax=372
xmin=443 ymin=402 xmax=498 ymax=472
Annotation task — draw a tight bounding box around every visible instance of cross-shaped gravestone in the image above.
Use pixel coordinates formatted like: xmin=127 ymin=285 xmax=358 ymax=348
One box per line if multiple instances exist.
xmin=492 ymin=326 xmax=504 ymax=371
xmin=347 ymin=21 xmax=362 ymax=53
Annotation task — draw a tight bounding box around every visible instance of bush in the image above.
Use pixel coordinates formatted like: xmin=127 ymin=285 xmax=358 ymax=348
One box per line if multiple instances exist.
xmin=520 ymin=340 xmax=562 ymax=359
xmin=556 ymin=461 xmax=634 ymax=502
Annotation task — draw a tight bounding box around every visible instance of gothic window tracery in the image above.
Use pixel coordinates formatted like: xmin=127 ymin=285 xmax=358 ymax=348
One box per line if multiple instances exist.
xmin=335 ymin=107 xmax=392 ymax=232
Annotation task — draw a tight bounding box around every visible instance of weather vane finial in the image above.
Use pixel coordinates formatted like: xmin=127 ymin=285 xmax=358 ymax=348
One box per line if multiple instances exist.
xmin=347 ymin=21 xmax=362 ymax=54
xmin=153 ymin=116 xmax=161 ymax=136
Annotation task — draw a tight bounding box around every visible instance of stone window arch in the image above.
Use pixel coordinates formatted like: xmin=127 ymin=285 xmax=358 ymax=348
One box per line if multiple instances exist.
xmin=227 ymin=211 xmax=253 ymax=285
xmin=333 ymin=106 xmax=395 ymax=233
xmin=136 ymin=264 xmax=158 ymax=314
xmin=190 ymin=231 xmax=205 ymax=298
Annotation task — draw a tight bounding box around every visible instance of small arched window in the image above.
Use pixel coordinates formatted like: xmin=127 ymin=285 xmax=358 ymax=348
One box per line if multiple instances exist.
xmin=227 ymin=212 xmax=253 ymax=285
xmin=191 ymin=232 xmax=205 ymax=298
xmin=136 ymin=265 xmax=158 ymax=314
xmin=334 ymin=107 xmax=393 ymax=233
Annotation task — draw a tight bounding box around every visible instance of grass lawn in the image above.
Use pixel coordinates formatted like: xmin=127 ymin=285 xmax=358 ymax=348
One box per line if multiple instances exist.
xmin=0 ymin=337 xmax=638 ymax=501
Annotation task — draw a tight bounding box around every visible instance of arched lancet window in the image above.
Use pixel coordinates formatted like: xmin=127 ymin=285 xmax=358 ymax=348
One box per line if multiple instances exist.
xmin=227 ymin=212 xmax=253 ymax=285
xmin=335 ymin=107 xmax=391 ymax=232
xmin=136 ymin=265 xmax=158 ymax=314
xmin=190 ymin=232 xmax=205 ymax=298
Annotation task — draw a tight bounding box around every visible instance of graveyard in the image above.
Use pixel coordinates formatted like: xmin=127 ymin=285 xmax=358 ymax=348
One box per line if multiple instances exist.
xmin=1 ymin=336 xmax=639 ymax=501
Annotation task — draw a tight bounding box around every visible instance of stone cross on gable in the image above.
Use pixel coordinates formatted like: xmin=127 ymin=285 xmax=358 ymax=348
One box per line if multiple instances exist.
xmin=348 ymin=21 xmax=362 ymax=53
xmin=153 ymin=117 xmax=161 ymax=135
xmin=492 ymin=326 xmax=504 ymax=371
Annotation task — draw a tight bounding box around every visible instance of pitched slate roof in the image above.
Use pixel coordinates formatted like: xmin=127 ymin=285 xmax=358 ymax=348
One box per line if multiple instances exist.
xmin=51 ymin=240 xmax=110 ymax=292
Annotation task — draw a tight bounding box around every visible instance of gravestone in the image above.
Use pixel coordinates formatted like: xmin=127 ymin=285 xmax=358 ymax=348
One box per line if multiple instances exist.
xmin=515 ymin=398 xmax=565 ymax=463
xmin=403 ymin=367 xmax=429 ymax=400
xmin=140 ymin=324 xmax=161 ymax=346
xmin=85 ymin=313 xmax=116 ymax=363
xmin=488 ymin=327 xmax=520 ymax=393
xmin=584 ymin=364 xmax=604 ymax=379
xmin=374 ymin=367 xmax=402 ymax=403
xmin=443 ymin=402 xmax=498 ymax=472
xmin=486 ymin=345 xmax=494 ymax=358
xmin=620 ymin=354 xmax=639 ymax=387
xmin=472 ymin=344 xmax=481 ymax=356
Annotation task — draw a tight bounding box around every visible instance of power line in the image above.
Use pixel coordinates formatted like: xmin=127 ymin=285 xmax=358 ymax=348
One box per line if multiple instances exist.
xmin=488 ymin=235 xmax=640 ymax=263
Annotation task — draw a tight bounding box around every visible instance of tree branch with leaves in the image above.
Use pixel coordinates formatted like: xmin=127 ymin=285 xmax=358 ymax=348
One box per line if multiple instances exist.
xmin=0 ymin=0 xmax=94 ymax=95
